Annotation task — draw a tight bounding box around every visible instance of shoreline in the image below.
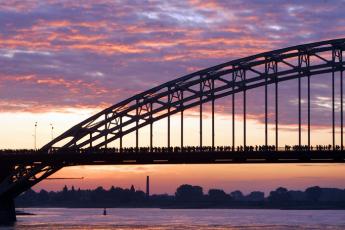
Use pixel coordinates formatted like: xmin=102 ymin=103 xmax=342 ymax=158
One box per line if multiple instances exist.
xmin=16 ymin=206 xmax=345 ymax=210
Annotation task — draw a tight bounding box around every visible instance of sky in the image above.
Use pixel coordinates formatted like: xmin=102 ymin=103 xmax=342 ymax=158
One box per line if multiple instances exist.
xmin=1 ymin=0 xmax=345 ymax=195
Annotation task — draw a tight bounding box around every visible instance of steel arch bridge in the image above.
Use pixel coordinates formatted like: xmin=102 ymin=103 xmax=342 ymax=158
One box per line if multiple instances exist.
xmin=0 ymin=38 xmax=345 ymax=223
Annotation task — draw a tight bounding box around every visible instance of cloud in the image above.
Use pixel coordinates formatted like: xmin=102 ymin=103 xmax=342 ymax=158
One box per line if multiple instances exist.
xmin=0 ymin=0 xmax=344 ymax=128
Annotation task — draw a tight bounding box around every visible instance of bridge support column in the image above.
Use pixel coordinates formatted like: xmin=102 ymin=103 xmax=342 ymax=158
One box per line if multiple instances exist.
xmin=0 ymin=197 xmax=16 ymax=225
xmin=0 ymin=164 xmax=16 ymax=225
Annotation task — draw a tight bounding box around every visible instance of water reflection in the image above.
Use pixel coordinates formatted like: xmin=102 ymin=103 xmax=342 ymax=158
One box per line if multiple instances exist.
xmin=5 ymin=208 xmax=345 ymax=229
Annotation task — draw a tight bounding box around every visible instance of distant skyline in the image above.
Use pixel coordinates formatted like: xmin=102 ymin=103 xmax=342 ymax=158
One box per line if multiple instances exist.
xmin=18 ymin=183 xmax=345 ymax=209
xmin=36 ymin=164 xmax=345 ymax=195
xmin=1 ymin=0 xmax=345 ymax=194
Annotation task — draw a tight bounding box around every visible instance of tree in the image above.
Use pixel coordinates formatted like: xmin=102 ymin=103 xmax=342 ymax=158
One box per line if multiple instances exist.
xmin=230 ymin=190 xmax=244 ymax=201
xmin=245 ymin=191 xmax=265 ymax=202
xmin=175 ymin=184 xmax=203 ymax=202
xmin=208 ymin=189 xmax=229 ymax=202
xmin=62 ymin=185 xmax=68 ymax=193
xmin=305 ymin=186 xmax=322 ymax=203
xmin=38 ymin=189 xmax=49 ymax=203
xmin=268 ymin=187 xmax=290 ymax=204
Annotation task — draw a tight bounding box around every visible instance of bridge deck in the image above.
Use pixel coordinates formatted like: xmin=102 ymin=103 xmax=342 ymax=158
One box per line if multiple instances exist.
xmin=1 ymin=150 xmax=345 ymax=165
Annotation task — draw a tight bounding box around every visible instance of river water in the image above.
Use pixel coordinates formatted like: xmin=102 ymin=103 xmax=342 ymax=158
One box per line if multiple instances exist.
xmin=4 ymin=208 xmax=345 ymax=229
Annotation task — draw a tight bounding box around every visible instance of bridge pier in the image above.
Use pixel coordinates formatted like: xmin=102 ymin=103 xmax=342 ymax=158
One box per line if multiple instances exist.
xmin=0 ymin=197 xmax=16 ymax=225
xmin=0 ymin=164 xmax=16 ymax=225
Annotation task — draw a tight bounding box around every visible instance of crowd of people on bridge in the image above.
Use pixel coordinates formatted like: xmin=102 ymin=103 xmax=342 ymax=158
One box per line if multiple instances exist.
xmin=48 ymin=144 xmax=343 ymax=154
xmin=1 ymin=144 xmax=344 ymax=154
xmin=0 ymin=149 xmax=42 ymax=154
xmin=287 ymin=144 xmax=343 ymax=151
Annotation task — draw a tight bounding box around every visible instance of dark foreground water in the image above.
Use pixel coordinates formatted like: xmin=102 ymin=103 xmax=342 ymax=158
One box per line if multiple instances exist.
xmin=3 ymin=208 xmax=345 ymax=229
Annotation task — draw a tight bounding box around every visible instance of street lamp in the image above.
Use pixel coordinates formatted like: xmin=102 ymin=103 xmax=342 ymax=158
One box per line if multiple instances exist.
xmin=50 ymin=123 xmax=54 ymax=141
xmin=34 ymin=122 xmax=37 ymax=150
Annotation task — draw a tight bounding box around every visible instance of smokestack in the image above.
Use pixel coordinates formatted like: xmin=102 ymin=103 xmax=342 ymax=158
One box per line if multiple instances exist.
xmin=146 ymin=175 xmax=150 ymax=197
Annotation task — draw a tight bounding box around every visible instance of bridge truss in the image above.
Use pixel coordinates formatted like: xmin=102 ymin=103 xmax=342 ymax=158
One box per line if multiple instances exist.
xmin=0 ymin=38 xmax=344 ymax=202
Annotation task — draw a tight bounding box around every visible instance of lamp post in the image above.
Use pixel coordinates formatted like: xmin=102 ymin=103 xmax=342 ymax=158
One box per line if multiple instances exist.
xmin=34 ymin=122 xmax=37 ymax=150
xmin=50 ymin=123 xmax=54 ymax=141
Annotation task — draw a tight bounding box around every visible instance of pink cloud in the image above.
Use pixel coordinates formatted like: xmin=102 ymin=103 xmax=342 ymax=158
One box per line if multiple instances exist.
xmin=0 ymin=0 xmax=343 ymax=127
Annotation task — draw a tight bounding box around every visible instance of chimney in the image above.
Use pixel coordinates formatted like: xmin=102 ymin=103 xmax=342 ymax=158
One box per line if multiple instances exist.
xmin=146 ymin=176 xmax=150 ymax=197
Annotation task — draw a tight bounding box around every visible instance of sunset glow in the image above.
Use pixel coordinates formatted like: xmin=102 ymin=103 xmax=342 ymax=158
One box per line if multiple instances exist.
xmin=1 ymin=0 xmax=345 ymax=194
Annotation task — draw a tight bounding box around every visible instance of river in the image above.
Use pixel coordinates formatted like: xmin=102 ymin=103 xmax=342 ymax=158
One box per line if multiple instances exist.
xmin=4 ymin=208 xmax=345 ymax=229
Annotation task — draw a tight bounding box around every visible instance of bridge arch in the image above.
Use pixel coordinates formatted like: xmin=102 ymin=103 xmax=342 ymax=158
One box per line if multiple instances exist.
xmin=43 ymin=38 xmax=345 ymax=150
xmin=0 ymin=38 xmax=344 ymax=202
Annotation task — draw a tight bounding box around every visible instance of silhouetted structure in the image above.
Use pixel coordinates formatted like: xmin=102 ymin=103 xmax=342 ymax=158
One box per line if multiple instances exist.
xmin=146 ymin=176 xmax=150 ymax=197
xmin=15 ymin=184 xmax=345 ymax=210
xmin=1 ymin=38 xmax=345 ymax=224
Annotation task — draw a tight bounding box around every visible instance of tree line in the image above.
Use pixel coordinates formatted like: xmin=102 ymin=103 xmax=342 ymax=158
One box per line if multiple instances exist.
xmin=16 ymin=184 xmax=345 ymax=209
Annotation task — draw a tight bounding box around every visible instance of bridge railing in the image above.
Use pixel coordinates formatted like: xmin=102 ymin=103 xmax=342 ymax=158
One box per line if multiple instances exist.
xmin=1 ymin=144 xmax=344 ymax=155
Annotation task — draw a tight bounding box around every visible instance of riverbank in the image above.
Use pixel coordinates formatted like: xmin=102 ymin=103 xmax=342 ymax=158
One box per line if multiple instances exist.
xmin=16 ymin=203 xmax=345 ymax=210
